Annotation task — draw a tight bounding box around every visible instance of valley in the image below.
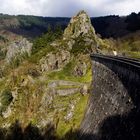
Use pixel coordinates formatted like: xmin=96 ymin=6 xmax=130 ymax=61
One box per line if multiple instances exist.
xmin=0 ymin=10 xmax=139 ymax=140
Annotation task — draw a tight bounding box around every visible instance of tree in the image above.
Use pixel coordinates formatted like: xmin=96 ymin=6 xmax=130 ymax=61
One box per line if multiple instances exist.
xmin=32 ymin=24 xmax=63 ymax=54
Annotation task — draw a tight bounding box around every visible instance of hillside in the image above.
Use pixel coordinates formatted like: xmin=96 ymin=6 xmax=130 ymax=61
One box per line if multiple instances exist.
xmin=0 ymin=13 xmax=70 ymax=38
xmin=0 ymin=10 xmax=139 ymax=140
xmin=0 ymin=12 xmax=140 ymax=60
xmin=115 ymin=30 xmax=140 ymax=58
xmin=0 ymin=12 xmax=140 ymax=39
xmin=0 ymin=11 xmax=111 ymax=139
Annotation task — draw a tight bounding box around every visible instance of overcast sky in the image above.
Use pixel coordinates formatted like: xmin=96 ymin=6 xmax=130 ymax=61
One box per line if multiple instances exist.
xmin=0 ymin=0 xmax=140 ymax=17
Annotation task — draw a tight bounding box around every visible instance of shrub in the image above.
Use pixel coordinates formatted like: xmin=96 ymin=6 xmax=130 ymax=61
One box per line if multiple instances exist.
xmin=32 ymin=25 xmax=63 ymax=54
xmin=0 ymin=89 xmax=13 ymax=114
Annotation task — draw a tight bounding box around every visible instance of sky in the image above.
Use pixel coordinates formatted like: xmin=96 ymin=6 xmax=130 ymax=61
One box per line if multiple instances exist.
xmin=0 ymin=0 xmax=140 ymax=17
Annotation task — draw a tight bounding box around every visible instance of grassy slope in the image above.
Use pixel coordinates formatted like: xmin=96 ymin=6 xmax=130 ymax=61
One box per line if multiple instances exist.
xmin=116 ymin=31 xmax=140 ymax=59
xmin=0 ymin=49 xmax=91 ymax=139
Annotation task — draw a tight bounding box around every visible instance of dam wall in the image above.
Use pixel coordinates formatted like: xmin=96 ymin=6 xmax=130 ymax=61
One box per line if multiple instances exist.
xmin=80 ymin=55 xmax=140 ymax=140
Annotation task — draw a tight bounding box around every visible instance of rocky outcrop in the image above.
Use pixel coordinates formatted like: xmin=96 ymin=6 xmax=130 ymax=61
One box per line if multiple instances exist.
xmin=39 ymin=10 xmax=106 ymax=73
xmin=73 ymin=61 xmax=87 ymax=76
xmin=64 ymin=10 xmax=96 ymax=39
xmin=39 ymin=50 xmax=70 ymax=72
xmin=62 ymin=10 xmax=100 ymax=52
xmin=47 ymin=80 xmax=83 ymax=87
xmin=64 ymin=98 xmax=80 ymax=121
xmin=56 ymin=88 xmax=80 ymax=96
xmin=41 ymin=80 xmax=89 ymax=109
xmin=47 ymin=80 xmax=86 ymax=96
xmin=6 ymin=38 xmax=32 ymax=63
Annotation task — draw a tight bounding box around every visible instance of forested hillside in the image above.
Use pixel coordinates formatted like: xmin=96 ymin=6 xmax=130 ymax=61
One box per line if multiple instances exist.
xmin=0 ymin=12 xmax=140 ymax=38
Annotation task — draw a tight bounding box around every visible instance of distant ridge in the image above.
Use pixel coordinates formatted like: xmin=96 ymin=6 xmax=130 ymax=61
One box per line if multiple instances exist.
xmin=0 ymin=12 xmax=140 ymax=38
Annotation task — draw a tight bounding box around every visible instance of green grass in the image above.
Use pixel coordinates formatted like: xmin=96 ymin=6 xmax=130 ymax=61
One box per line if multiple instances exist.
xmin=116 ymin=36 xmax=140 ymax=59
xmin=47 ymin=61 xmax=92 ymax=83
xmin=126 ymin=51 xmax=140 ymax=59
xmin=54 ymin=93 xmax=89 ymax=138
xmin=48 ymin=69 xmax=92 ymax=83
xmin=28 ymin=45 xmax=57 ymax=63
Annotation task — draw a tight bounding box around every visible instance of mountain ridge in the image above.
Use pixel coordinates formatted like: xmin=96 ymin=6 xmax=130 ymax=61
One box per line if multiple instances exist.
xmin=0 ymin=12 xmax=140 ymax=38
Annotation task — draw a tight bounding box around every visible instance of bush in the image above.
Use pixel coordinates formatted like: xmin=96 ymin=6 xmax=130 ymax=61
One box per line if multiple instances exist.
xmin=130 ymin=41 xmax=140 ymax=51
xmin=27 ymin=68 xmax=40 ymax=77
xmin=32 ymin=25 xmax=63 ymax=54
xmin=0 ymin=89 xmax=13 ymax=114
xmin=0 ymin=50 xmax=6 ymax=60
xmin=9 ymin=52 xmax=30 ymax=68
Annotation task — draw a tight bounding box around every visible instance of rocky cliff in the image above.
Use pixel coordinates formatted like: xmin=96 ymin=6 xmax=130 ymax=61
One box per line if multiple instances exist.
xmin=39 ymin=10 xmax=108 ymax=74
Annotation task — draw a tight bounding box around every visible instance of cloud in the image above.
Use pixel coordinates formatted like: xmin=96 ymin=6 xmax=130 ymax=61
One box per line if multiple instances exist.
xmin=0 ymin=0 xmax=139 ymax=17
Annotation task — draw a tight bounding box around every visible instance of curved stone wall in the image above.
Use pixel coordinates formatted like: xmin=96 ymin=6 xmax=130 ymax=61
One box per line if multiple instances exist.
xmin=80 ymin=55 xmax=140 ymax=140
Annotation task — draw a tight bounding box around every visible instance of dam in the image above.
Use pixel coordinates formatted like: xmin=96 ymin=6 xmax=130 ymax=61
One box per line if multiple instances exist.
xmin=80 ymin=54 xmax=140 ymax=140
